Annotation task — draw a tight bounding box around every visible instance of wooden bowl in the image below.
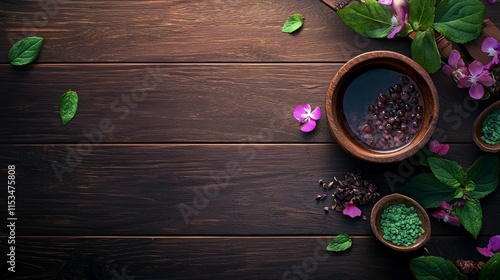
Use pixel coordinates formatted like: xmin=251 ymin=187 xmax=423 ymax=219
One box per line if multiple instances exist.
xmin=370 ymin=193 xmax=431 ymax=252
xmin=473 ymin=100 xmax=500 ymax=153
xmin=325 ymin=51 xmax=439 ymax=163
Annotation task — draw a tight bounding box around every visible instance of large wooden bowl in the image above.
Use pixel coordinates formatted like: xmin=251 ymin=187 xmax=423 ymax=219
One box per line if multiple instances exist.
xmin=370 ymin=193 xmax=431 ymax=252
xmin=325 ymin=51 xmax=439 ymax=163
xmin=473 ymin=100 xmax=500 ymax=153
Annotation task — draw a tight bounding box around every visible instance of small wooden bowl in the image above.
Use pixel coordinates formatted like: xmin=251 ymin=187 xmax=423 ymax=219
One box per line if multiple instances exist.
xmin=325 ymin=51 xmax=439 ymax=163
xmin=473 ymin=100 xmax=500 ymax=153
xmin=370 ymin=193 xmax=431 ymax=252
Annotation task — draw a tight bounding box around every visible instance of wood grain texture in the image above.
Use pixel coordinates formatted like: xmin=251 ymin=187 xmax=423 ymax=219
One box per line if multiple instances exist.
xmin=0 ymin=64 xmax=488 ymax=143
xmin=1 ymin=144 xmax=498 ymax=236
xmin=0 ymin=237 xmax=490 ymax=280
xmin=0 ymin=0 xmax=419 ymax=63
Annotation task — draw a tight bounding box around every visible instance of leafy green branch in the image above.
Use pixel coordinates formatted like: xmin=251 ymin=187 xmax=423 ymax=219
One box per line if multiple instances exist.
xmin=409 ymin=254 xmax=500 ymax=280
xmin=402 ymin=154 xmax=499 ymax=239
xmin=337 ymin=0 xmax=485 ymax=73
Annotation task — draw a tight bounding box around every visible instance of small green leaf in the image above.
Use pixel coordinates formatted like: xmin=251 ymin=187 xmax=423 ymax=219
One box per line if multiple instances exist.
xmin=326 ymin=234 xmax=352 ymax=252
xmin=337 ymin=0 xmax=393 ymax=38
xmin=454 ymin=188 xmax=464 ymax=199
xmin=409 ymin=256 xmax=467 ymax=280
xmin=480 ymin=253 xmax=500 ymax=280
xmin=428 ymin=157 xmax=465 ymax=188
xmin=456 ymin=199 xmax=482 ymax=239
xmin=402 ymin=173 xmax=455 ymax=208
xmin=411 ymin=29 xmax=441 ymax=73
xmin=465 ymin=180 xmax=476 ymax=192
xmin=409 ymin=0 xmax=436 ymax=31
xmin=59 ymin=90 xmax=79 ymax=125
xmin=434 ymin=0 xmax=485 ymax=43
xmin=467 ymin=154 xmax=499 ymax=199
xmin=281 ymin=14 xmax=303 ymax=33
xmin=9 ymin=36 xmax=44 ymax=66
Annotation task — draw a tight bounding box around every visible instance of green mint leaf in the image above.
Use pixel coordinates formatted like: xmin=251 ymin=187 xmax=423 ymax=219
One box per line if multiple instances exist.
xmin=428 ymin=157 xmax=465 ymax=188
xmin=409 ymin=256 xmax=467 ymax=280
xmin=402 ymin=173 xmax=455 ymax=208
xmin=480 ymin=253 xmax=500 ymax=280
xmin=409 ymin=0 xmax=436 ymax=31
xmin=281 ymin=14 xmax=303 ymax=33
xmin=326 ymin=234 xmax=352 ymax=252
xmin=456 ymin=199 xmax=482 ymax=239
xmin=454 ymin=188 xmax=464 ymax=199
xmin=8 ymin=36 xmax=44 ymax=66
xmin=411 ymin=29 xmax=441 ymax=73
xmin=59 ymin=90 xmax=79 ymax=125
xmin=337 ymin=0 xmax=393 ymax=38
xmin=467 ymin=154 xmax=499 ymax=199
xmin=434 ymin=0 xmax=485 ymax=44
xmin=465 ymin=180 xmax=476 ymax=192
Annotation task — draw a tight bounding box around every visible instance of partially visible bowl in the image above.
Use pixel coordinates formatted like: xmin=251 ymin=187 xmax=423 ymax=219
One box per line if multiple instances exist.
xmin=473 ymin=100 xmax=500 ymax=153
xmin=370 ymin=193 xmax=431 ymax=252
xmin=325 ymin=51 xmax=439 ymax=163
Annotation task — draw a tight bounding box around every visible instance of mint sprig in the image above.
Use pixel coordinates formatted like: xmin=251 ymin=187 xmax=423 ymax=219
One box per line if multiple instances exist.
xmin=409 ymin=256 xmax=467 ymax=280
xmin=336 ymin=0 xmax=485 ymax=73
xmin=403 ymin=154 xmax=499 ymax=238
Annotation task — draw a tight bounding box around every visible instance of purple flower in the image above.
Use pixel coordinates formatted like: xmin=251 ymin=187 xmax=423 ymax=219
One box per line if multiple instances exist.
xmin=482 ymin=37 xmax=500 ymax=69
xmin=432 ymin=201 xmax=460 ymax=227
xmin=379 ymin=0 xmax=409 ymax=39
xmin=460 ymin=60 xmax=495 ymax=100
xmin=429 ymin=140 xmax=450 ymax=156
xmin=486 ymin=0 xmax=496 ymax=4
xmin=477 ymin=235 xmax=500 ymax=257
xmin=343 ymin=201 xmax=362 ymax=218
xmin=293 ymin=104 xmax=321 ymax=132
xmin=442 ymin=50 xmax=467 ymax=78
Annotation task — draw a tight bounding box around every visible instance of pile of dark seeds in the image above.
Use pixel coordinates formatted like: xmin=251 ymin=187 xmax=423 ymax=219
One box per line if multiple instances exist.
xmin=357 ymin=75 xmax=424 ymax=150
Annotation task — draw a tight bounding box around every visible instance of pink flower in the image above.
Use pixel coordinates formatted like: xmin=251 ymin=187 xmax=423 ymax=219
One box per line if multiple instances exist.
xmin=442 ymin=50 xmax=468 ymax=78
xmin=486 ymin=0 xmax=496 ymax=4
xmin=459 ymin=60 xmax=495 ymax=100
xmin=379 ymin=0 xmax=409 ymax=39
xmin=477 ymin=235 xmax=500 ymax=257
xmin=482 ymin=37 xmax=500 ymax=69
xmin=343 ymin=201 xmax=362 ymax=218
xmin=432 ymin=201 xmax=460 ymax=227
xmin=429 ymin=140 xmax=450 ymax=156
xmin=293 ymin=104 xmax=321 ymax=132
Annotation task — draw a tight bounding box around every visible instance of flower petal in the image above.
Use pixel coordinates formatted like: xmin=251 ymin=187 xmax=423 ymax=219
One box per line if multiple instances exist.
xmin=431 ymin=209 xmax=447 ymax=219
xmin=469 ymin=60 xmax=485 ymax=77
xmin=469 ymin=83 xmax=485 ymax=100
xmin=488 ymin=235 xmax=500 ymax=252
xmin=301 ymin=119 xmax=316 ymax=132
xmin=477 ymin=246 xmax=495 ymax=257
xmin=378 ymin=0 xmax=393 ymax=5
xmin=442 ymin=65 xmax=454 ymax=77
xmin=448 ymin=50 xmax=465 ymax=69
xmin=446 ymin=215 xmax=461 ymax=227
xmin=482 ymin=37 xmax=499 ymax=54
xmin=429 ymin=140 xmax=450 ymax=156
xmin=343 ymin=203 xmax=362 ymax=218
xmin=478 ymin=73 xmax=495 ymax=87
xmin=310 ymin=106 xmax=321 ymax=120
xmin=440 ymin=201 xmax=453 ymax=211
xmin=387 ymin=25 xmax=402 ymax=39
xmin=293 ymin=104 xmax=307 ymax=122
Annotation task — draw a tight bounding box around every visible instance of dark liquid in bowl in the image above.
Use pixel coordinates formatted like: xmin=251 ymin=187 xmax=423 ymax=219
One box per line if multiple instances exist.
xmin=343 ymin=69 xmax=424 ymax=151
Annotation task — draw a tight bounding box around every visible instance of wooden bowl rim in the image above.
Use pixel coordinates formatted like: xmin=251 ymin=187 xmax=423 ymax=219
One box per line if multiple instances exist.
xmin=325 ymin=51 xmax=439 ymax=163
xmin=473 ymin=100 xmax=500 ymax=153
xmin=370 ymin=193 xmax=431 ymax=252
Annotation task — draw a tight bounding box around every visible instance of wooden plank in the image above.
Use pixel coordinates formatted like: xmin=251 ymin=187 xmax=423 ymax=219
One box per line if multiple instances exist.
xmin=1 ymin=144 xmax=498 ymax=236
xmin=0 ymin=236 xmax=490 ymax=279
xmin=0 ymin=64 xmax=486 ymax=143
xmin=0 ymin=0 xmax=415 ymax=63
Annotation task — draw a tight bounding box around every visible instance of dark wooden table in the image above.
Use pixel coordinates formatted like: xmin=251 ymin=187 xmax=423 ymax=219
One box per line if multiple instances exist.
xmin=1 ymin=1 xmax=500 ymax=279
